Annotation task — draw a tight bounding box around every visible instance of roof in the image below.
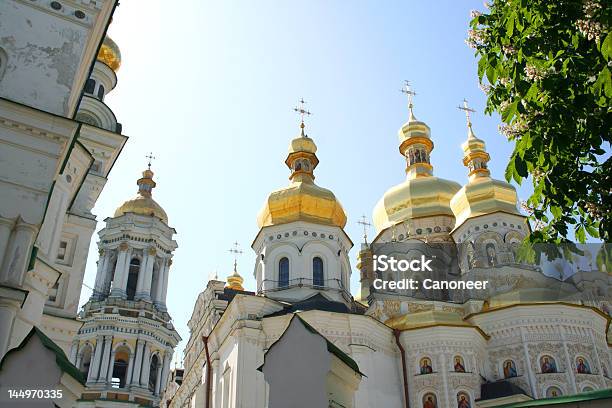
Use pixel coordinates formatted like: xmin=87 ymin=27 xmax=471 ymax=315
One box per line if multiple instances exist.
xmin=496 ymin=388 xmax=612 ymax=407
xmin=0 ymin=327 xmax=86 ymax=385
xmin=478 ymin=380 xmax=529 ymax=401
xmin=260 ymin=314 xmax=365 ymax=377
xmin=265 ymin=293 xmax=365 ymax=317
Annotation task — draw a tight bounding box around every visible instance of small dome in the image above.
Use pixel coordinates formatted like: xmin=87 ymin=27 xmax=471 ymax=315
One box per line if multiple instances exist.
xmin=114 ymin=196 xmax=168 ymax=223
xmin=257 ymin=181 xmax=347 ymax=228
xmin=113 ymin=168 xmax=168 ymax=223
xmin=450 ymin=120 xmax=520 ymax=230
xmin=97 ymin=36 xmax=121 ymax=72
xmin=450 ymin=178 xmax=520 ymax=230
xmin=288 ymin=135 xmax=317 ymax=154
xmin=373 ymin=176 xmax=461 ymax=232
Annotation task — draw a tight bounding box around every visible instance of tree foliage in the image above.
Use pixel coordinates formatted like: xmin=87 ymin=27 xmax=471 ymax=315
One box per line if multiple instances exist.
xmin=468 ymin=0 xmax=611 ymax=243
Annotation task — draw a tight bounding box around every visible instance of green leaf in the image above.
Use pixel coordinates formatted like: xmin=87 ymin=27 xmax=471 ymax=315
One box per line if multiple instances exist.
xmin=575 ymin=225 xmax=586 ymax=243
xmin=478 ymin=57 xmax=487 ymax=80
xmin=514 ymin=154 xmax=528 ymax=178
xmin=501 ymin=100 xmax=518 ymax=122
xmin=550 ymin=206 xmax=562 ymax=219
xmin=602 ymin=31 xmax=612 ymax=61
xmin=506 ymin=14 xmax=515 ymax=37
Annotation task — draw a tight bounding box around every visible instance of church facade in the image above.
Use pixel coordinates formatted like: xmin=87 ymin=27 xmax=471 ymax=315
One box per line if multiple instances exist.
xmin=164 ymin=97 xmax=611 ymax=408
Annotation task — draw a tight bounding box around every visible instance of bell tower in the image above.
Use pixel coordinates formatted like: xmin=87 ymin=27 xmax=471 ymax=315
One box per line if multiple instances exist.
xmin=70 ymin=166 xmax=180 ymax=407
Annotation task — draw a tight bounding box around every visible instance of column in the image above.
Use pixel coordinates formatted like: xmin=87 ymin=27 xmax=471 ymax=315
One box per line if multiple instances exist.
xmin=92 ymin=250 xmax=109 ymax=300
xmin=140 ymin=345 xmax=151 ymax=387
xmin=131 ymin=340 xmax=144 ymax=387
xmin=1 ymin=221 xmax=37 ymax=286
xmin=160 ymin=351 xmax=172 ymax=390
xmin=161 ymin=259 xmax=171 ymax=306
xmin=138 ymin=248 xmax=155 ymax=301
xmin=154 ymin=259 xmax=167 ymax=306
xmin=0 ymin=218 xmax=14 ymax=279
xmin=69 ymin=340 xmax=79 ymax=364
xmin=0 ymin=300 xmax=19 ymax=359
xmin=110 ymin=244 xmax=129 ymax=297
xmin=125 ymin=351 xmax=135 ymax=389
xmin=75 ymin=352 xmax=83 ymax=370
xmin=98 ymin=335 xmax=113 ymax=382
xmin=107 ymin=350 xmax=117 ymax=384
xmin=154 ymin=362 xmax=163 ymax=395
xmin=119 ymin=248 xmax=133 ymax=298
xmin=89 ymin=336 xmax=104 ymax=383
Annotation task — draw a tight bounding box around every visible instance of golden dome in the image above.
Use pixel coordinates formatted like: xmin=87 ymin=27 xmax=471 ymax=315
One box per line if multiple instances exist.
xmin=450 ymin=122 xmax=520 ymax=230
xmin=114 ymin=168 xmax=168 ymax=223
xmin=372 ymin=99 xmax=460 ymax=233
xmin=97 ymin=36 xmax=121 ymax=72
xmin=451 ymin=178 xmax=520 ymax=229
xmin=226 ymin=263 xmax=245 ymax=291
xmin=257 ymin=125 xmax=347 ymax=229
xmin=373 ymin=176 xmax=461 ymax=232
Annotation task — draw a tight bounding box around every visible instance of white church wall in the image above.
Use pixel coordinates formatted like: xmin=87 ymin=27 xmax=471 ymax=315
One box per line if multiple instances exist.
xmin=0 ymin=0 xmax=116 ymax=118
xmin=470 ymin=304 xmax=609 ymax=399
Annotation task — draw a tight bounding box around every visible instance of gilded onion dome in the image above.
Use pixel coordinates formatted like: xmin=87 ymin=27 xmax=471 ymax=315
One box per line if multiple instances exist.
xmin=372 ymin=94 xmax=461 ymax=233
xmin=114 ymin=167 xmax=168 ymax=223
xmin=97 ymin=36 xmax=121 ymax=72
xmin=226 ymin=260 xmax=245 ymax=291
xmin=257 ymin=122 xmax=347 ymax=229
xmin=450 ymin=114 xmax=520 ymax=230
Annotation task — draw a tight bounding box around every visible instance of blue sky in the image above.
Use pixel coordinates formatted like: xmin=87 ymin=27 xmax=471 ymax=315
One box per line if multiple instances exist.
xmin=82 ymin=0 xmax=533 ymax=363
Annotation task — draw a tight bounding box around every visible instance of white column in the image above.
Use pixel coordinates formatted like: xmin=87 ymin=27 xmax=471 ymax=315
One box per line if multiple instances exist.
xmin=0 ymin=300 xmax=19 ymax=359
xmin=75 ymin=352 xmax=83 ymax=370
xmin=69 ymin=340 xmax=79 ymax=364
xmin=98 ymin=336 xmax=113 ymax=382
xmin=0 ymin=218 xmax=14 ymax=280
xmin=138 ymin=248 xmax=155 ymax=301
xmin=161 ymin=259 xmax=171 ymax=306
xmin=89 ymin=336 xmax=104 ymax=382
xmin=153 ymin=259 xmax=166 ymax=303
xmin=93 ymin=250 xmax=109 ymax=299
xmin=1 ymin=222 xmax=37 ymax=286
xmin=125 ymin=352 xmax=135 ymax=389
xmin=119 ymin=248 xmax=133 ymax=297
xmin=160 ymin=352 xmax=172 ymax=391
xmin=140 ymin=345 xmax=151 ymax=387
xmin=106 ymin=350 xmax=116 ymax=383
xmin=110 ymin=245 xmax=129 ymax=297
xmin=154 ymin=362 xmax=163 ymax=395
xmin=131 ymin=340 xmax=144 ymax=386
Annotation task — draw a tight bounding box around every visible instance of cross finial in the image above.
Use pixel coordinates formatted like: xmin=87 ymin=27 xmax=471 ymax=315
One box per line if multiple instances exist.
xmin=228 ymin=241 xmax=243 ymax=271
xmin=145 ymin=152 xmax=156 ymax=170
xmin=457 ymin=99 xmax=476 ymax=127
xmin=400 ymin=80 xmax=417 ymax=120
xmin=357 ymin=215 xmax=372 ymax=245
xmin=294 ymin=98 xmax=312 ymax=136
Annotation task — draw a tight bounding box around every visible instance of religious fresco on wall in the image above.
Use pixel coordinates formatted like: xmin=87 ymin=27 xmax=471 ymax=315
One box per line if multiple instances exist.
xmin=503 ymin=359 xmax=518 ymax=378
xmin=457 ymin=392 xmax=471 ymax=408
xmin=420 ymin=357 xmax=433 ymax=374
xmin=422 ymin=393 xmax=437 ymax=408
xmin=540 ymin=355 xmax=558 ymax=374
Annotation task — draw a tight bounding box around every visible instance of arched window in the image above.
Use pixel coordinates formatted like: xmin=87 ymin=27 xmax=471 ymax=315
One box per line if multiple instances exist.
xmin=84 ymin=78 xmax=95 ymax=94
xmin=111 ymin=346 xmax=130 ymax=388
xmin=97 ymin=84 xmax=105 ymax=100
xmin=126 ymin=258 xmax=140 ymax=300
xmin=313 ymin=257 xmax=324 ymax=287
xmin=279 ymin=257 xmax=289 ymax=288
xmin=148 ymin=354 xmax=160 ymax=393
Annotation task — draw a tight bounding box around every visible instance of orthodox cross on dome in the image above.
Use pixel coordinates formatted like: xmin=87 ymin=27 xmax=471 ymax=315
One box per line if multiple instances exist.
xmin=357 ymin=214 xmax=372 ymax=245
xmin=457 ymin=99 xmax=476 ymax=127
xmin=228 ymin=241 xmax=243 ymax=271
xmin=400 ymin=80 xmax=417 ymax=119
xmin=145 ymin=152 xmax=156 ymax=170
xmin=294 ymin=98 xmax=312 ymax=136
